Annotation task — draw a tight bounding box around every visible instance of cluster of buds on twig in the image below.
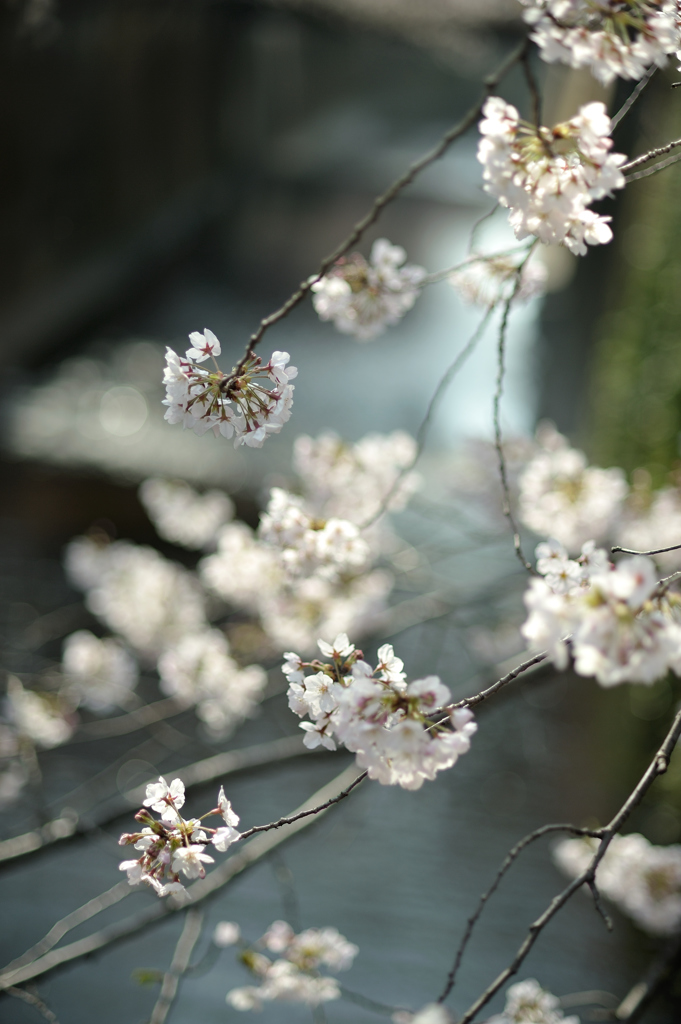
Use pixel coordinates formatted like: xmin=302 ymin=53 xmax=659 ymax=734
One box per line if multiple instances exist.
xmin=118 ymin=776 xmax=240 ymax=897
xmin=163 ymin=329 xmax=297 ymax=448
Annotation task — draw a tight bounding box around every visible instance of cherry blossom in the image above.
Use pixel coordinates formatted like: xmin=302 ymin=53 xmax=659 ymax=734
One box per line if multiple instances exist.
xmin=61 ymin=630 xmax=138 ymax=712
xmin=163 ymin=331 xmax=297 ymax=447
xmin=449 ymin=252 xmax=547 ymax=308
xmin=225 ymin=919 xmax=357 ymax=1010
xmin=488 ymin=978 xmax=579 ymax=1024
xmin=478 ymin=98 xmax=626 ymax=255
xmin=138 ymin=478 xmax=234 ymax=550
xmin=554 ymin=832 xmax=681 ymax=935
xmin=521 ymin=0 xmax=681 ymax=85
xmin=284 ymin=636 xmax=476 ymax=788
xmin=518 ymin=426 xmax=628 ymax=552
xmin=311 ymin=238 xmax=425 ymax=340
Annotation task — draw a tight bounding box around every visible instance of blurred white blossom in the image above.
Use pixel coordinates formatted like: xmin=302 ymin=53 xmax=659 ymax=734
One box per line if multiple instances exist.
xmin=5 ymin=676 xmax=74 ymax=749
xmin=554 ymin=832 xmax=681 ymax=935
xmin=61 ymin=630 xmax=138 ymax=712
xmin=311 ymin=239 xmax=425 ymax=340
xmin=488 ymin=978 xmax=578 ymax=1024
xmin=449 ymin=252 xmax=547 ymax=308
xmin=521 ymin=0 xmax=681 ymax=85
xmin=139 ymin=478 xmax=234 ymax=550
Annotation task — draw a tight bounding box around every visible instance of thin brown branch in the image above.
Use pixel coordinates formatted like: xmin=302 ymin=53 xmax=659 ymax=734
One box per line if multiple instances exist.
xmin=521 ymin=48 xmax=542 ymax=128
xmin=621 ymin=136 xmax=681 ymax=172
xmin=360 ymin=306 xmax=495 ymax=530
xmin=492 ymin=274 xmax=535 ymax=574
xmin=612 ymin=541 xmax=681 ymax=557
xmin=0 ymin=735 xmax=309 ymax=867
xmin=456 ymin=651 xmax=549 ymax=710
xmin=438 ymin=822 xmax=600 ymax=1002
xmin=453 ymin=706 xmax=681 ymax=1023
xmin=239 ymin=39 xmax=527 ymax=359
xmin=149 ymin=908 xmax=204 ymax=1024
xmin=0 ymin=763 xmax=363 ymax=991
xmin=238 ymin=769 xmax=366 ymax=840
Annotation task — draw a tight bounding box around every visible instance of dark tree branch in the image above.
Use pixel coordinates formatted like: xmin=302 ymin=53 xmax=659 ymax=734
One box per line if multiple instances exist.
xmin=451 ymin=707 xmax=681 ymax=1023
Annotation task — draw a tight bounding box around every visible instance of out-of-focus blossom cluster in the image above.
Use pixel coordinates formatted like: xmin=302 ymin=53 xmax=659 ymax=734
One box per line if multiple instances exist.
xmin=554 ymin=832 xmax=681 ymax=935
xmin=521 ymin=0 xmax=681 ymax=85
xmin=119 ymin=777 xmax=240 ymax=897
xmin=478 ymin=98 xmax=626 ymax=255
xmin=392 ymin=1005 xmax=452 ymax=1024
xmin=139 ymin=478 xmax=234 ymax=550
xmin=201 ymin=431 xmax=418 ymax=653
xmin=311 ymin=238 xmax=425 ymax=340
xmin=226 ymin=919 xmax=358 ymax=1010
xmin=518 ymin=424 xmax=628 ymax=553
xmin=4 ymin=676 xmax=74 ymax=749
xmin=449 ymin=251 xmax=547 ymax=308
xmin=523 ymin=542 xmax=681 ymax=686
xmin=488 ymin=978 xmax=579 ymax=1024
xmin=284 ymin=633 xmax=476 ymax=790
xmin=64 ymin=534 xmax=265 ymax=736
xmin=617 ymin=468 xmax=681 ymax=570
xmin=157 ymin=630 xmax=267 ymax=737
xmin=163 ymin=329 xmax=297 ymax=447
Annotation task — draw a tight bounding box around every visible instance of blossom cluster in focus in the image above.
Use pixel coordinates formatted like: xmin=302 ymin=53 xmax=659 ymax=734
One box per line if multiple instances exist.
xmin=163 ymin=329 xmax=297 ymax=447
xmin=284 ymin=633 xmax=476 ymax=789
xmin=478 ymin=99 xmax=626 ymax=255
xmin=118 ymin=776 xmax=240 ymax=897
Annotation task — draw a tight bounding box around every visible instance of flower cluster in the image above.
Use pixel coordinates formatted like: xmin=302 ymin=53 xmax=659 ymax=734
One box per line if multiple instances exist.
xmin=118 ymin=777 xmax=240 ymax=897
xmin=522 ymin=543 xmax=681 ymax=686
xmin=618 ymin=476 xmax=681 ymax=569
xmin=521 ymin=0 xmax=681 ymax=85
xmin=157 ymin=629 xmax=267 ymax=737
xmin=258 ymin=487 xmax=370 ymax=581
xmin=488 ymin=978 xmax=579 ymax=1024
xmin=4 ymin=676 xmax=74 ymax=749
xmin=225 ymin=919 xmax=358 ymax=1010
xmin=554 ymin=832 xmax=681 ymax=935
xmin=65 ymin=536 xmax=206 ymax=657
xmin=61 ymin=630 xmax=138 ymax=712
xmin=449 ymin=252 xmax=547 ymax=308
xmin=163 ymin=329 xmax=297 ymax=447
xmin=518 ymin=425 xmax=628 ymax=553
xmin=199 ymin=430 xmax=417 ymax=653
xmin=284 ymin=634 xmax=476 ymax=789
xmin=138 ymin=477 xmax=234 ymax=550
xmin=311 ymin=238 xmax=426 ymax=340
xmin=478 ymin=98 xmax=626 ymax=255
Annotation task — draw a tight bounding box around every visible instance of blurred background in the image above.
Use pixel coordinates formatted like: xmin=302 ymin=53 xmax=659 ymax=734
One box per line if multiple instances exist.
xmin=1 ymin=1 xmax=681 ymax=1021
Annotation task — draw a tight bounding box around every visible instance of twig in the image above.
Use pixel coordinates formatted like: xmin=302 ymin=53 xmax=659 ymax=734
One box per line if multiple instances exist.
xmin=0 ymin=735 xmax=309 ymax=867
xmin=614 ymin=933 xmax=681 ymax=1021
xmin=237 ymin=39 xmax=527 ymax=361
xmin=612 ymin=541 xmax=681 ymax=557
xmin=521 ymin=47 xmax=542 ymax=128
xmin=0 ymin=763 xmax=363 ymax=991
xmin=438 ymin=822 xmax=600 ymax=1002
xmin=492 ymin=284 xmax=535 ymax=574
xmin=74 ymin=698 xmax=185 ymax=740
xmin=149 ymin=908 xmax=204 ymax=1024
xmin=587 ymin=878 xmax=613 ymax=932
xmin=238 ymin=769 xmax=366 ymax=840
xmin=5 ymin=986 xmax=60 ymax=1023
xmin=621 ymin=136 xmax=681 ymax=173
xmin=625 ymin=149 xmax=681 ymax=182
xmin=611 ymin=66 xmax=657 ymax=130
xmin=451 ymin=706 xmax=681 ymax=1022
xmin=456 ymin=651 xmax=548 ymax=710
xmin=360 ymin=306 xmax=495 ymax=530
